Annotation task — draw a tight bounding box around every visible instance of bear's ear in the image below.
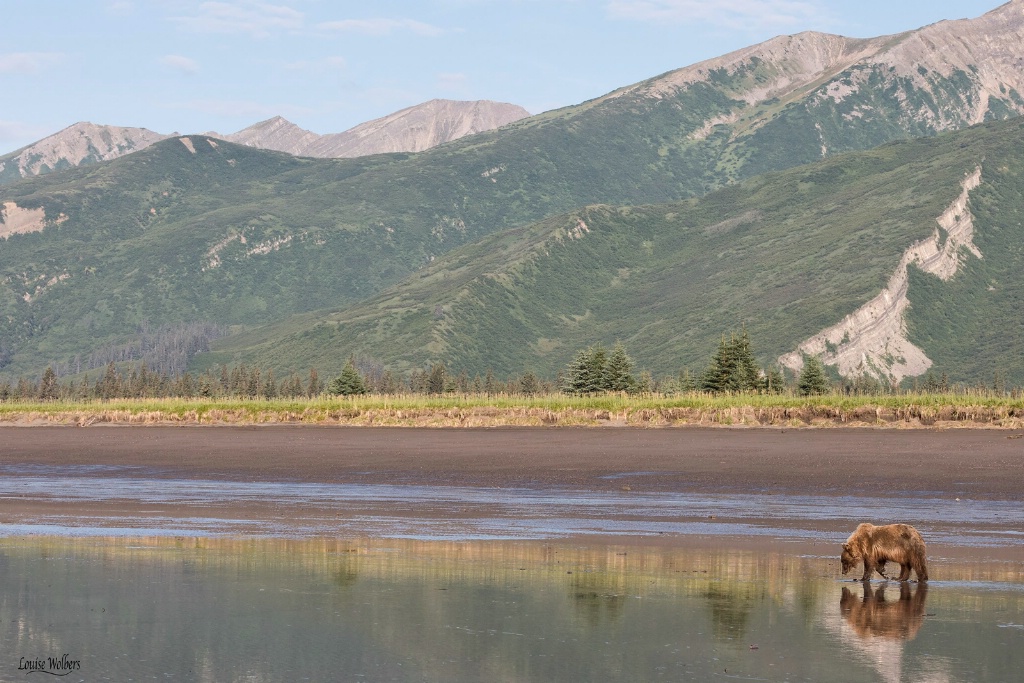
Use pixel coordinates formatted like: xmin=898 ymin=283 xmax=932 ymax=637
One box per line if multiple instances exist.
xmin=842 ymin=543 xmax=851 ymax=551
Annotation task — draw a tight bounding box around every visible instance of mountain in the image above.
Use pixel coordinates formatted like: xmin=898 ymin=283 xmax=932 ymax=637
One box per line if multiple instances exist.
xmin=215 ymin=100 xmax=531 ymax=158
xmin=0 ymin=123 xmax=171 ymax=185
xmin=0 ymin=100 xmax=530 ymax=186
xmin=1 ymin=2 xmax=1022 ymax=382
xmin=212 ymin=117 xmax=320 ymax=157
xmin=203 ymin=117 xmax=1021 ymax=386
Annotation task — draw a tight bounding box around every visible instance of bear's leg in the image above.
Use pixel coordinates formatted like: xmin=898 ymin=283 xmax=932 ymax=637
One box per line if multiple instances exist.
xmin=876 ymin=559 xmax=888 ymax=578
xmin=913 ymin=557 xmax=928 ymax=582
xmin=897 ymin=563 xmax=911 ymax=582
xmin=861 ymin=557 xmax=876 ymax=581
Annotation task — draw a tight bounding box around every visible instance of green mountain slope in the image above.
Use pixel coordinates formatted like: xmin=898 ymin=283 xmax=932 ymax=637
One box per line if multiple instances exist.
xmin=2 ymin=2 xmax=1023 ymax=379
xmin=206 ymin=118 xmax=1022 ymax=384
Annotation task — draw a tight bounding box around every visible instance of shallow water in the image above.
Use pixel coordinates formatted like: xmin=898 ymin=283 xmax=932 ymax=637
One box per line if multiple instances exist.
xmin=0 ymin=537 xmax=1021 ymax=683
xmin=1 ymin=466 xmax=1021 ymax=544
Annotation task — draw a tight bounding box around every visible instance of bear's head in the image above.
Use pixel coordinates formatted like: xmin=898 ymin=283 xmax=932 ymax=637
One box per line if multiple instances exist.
xmin=840 ymin=543 xmax=857 ymax=575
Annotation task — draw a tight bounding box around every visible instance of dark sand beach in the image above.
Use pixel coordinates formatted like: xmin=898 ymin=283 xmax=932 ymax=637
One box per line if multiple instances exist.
xmin=2 ymin=425 xmax=1022 ymax=497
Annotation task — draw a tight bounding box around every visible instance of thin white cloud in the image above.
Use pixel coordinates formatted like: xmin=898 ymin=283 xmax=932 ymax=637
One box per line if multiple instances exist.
xmin=0 ymin=120 xmax=54 ymax=148
xmin=171 ymin=1 xmax=304 ymax=38
xmin=0 ymin=52 xmax=64 ymax=75
xmin=323 ymin=56 xmax=348 ymax=70
xmin=105 ymin=1 xmax=134 ymax=16
xmin=160 ymin=54 xmax=201 ymax=75
xmin=283 ymin=56 xmax=347 ymax=72
xmin=317 ymin=18 xmax=445 ymax=37
xmin=607 ymin=0 xmax=827 ymax=29
xmin=436 ymin=72 xmax=468 ymax=92
xmin=165 ymin=98 xmax=313 ymax=119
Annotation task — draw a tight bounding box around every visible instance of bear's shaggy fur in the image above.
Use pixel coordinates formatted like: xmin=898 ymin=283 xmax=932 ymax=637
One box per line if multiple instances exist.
xmin=840 ymin=523 xmax=928 ymax=582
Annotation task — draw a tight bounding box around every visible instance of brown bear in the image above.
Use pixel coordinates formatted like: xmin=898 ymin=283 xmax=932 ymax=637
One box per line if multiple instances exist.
xmin=840 ymin=523 xmax=928 ymax=582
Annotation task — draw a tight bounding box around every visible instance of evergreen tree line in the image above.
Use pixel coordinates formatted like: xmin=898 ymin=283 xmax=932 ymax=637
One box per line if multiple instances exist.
xmin=560 ymin=333 xmax=801 ymax=396
xmin=561 ymin=342 xmax=649 ymax=395
xmin=0 ymin=362 xmax=329 ymax=402
xmin=0 ymin=359 xmax=561 ymax=401
xmin=337 ymin=360 xmax=559 ymax=396
xmin=2 ymin=338 xmax=1022 ymax=401
xmin=560 ymin=331 xmax=1024 ymax=397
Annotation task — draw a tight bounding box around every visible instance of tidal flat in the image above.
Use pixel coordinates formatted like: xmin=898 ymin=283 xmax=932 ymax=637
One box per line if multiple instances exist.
xmin=0 ymin=426 xmax=1022 ymax=681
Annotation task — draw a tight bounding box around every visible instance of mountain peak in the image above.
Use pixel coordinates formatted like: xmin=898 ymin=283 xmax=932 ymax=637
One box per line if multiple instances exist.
xmin=213 ymin=117 xmax=320 ymax=156
xmin=314 ymin=99 xmax=531 ymax=156
xmin=0 ymin=123 xmax=170 ymax=183
xmin=212 ymin=99 xmax=530 ymax=159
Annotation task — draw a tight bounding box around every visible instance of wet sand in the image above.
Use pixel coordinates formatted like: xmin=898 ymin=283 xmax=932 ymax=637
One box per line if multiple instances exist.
xmin=2 ymin=425 xmax=1022 ymax=498
xmin=2 ymin=427 xmax=1023 ymax=556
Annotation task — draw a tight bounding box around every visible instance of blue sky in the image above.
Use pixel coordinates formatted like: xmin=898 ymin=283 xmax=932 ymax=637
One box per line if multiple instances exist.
xmin=0 ymin=0 xmax=1003 ymax=152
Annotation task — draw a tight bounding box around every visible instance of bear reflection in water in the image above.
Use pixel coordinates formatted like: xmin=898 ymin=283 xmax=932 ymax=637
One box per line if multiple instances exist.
xmin=840 ymin=582 xmax=928 ymax=641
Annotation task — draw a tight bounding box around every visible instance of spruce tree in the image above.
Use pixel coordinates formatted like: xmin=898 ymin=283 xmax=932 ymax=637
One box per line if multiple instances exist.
xmin=380 ymin=370 xmax=398 ymax=395
xmin=604 ymin=342 xmax=637 ymax=393
xmin=15 ymin=377 xmax=33 ymax=400
xmin=586 ymin=345 xmax=608 ymax=393
xmin=519 ymin=372 xmax=540 ymax=395
xmin=427 ymin=363 xmax=447 ymax=394
xmin=637 ymin=370 xmax=653 ymax=394
xmin=798 ymin=356 xmax=830 ymax=396
xmin=678 ymin=368 xmax=697 ymax=392
xmin=764 ymin=366 xmax=786 ymax=394
xmin=329 ymin=359 xmax=367 ymax=396
xmin=307 ymin=368 xmax=322 ymax=397
xmin=77 ymin=373 xmax=91 ymax=400
xmin=138 ymin=363 xmax=151 ymax=397
xmin=247 ymin=367 xmax=261 ymax=398
xmin=38 ymin=366 xmax=59 ymax=401
xmin=993 ymin=371 xmax=1005 ymax=395
xmin=262 ymin=370 xmax=277 ymax=399
xmin=100 ymin=362 xmax=120 ymax=399
xmin=733 ymin=331 xmax=762 ymax=391
xmin=562 ymin=349 xmax=587 ymax=394
xmin=180 ymin=372 xmax=197 ymax=398
xmin=563 ymin=345 xmax=608 ymax=394
xmin=701 ymin=336 xmax=736 ymax=393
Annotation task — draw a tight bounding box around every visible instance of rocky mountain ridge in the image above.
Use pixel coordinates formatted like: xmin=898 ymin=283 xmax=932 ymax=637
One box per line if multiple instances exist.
xmin=214 ymin=100 xmax=531 ymax=158
xmin=595 ymin=0 xmax=1024 ymax=171
xmin=0 ymin=99 xmax=530 ymax=185
xmin=0 ymin=123 xmax=171 ymax=185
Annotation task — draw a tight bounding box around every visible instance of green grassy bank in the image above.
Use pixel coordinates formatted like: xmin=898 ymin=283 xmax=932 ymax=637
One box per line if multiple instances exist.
xmin=2 ymin=392 xmax=1024 ymax=428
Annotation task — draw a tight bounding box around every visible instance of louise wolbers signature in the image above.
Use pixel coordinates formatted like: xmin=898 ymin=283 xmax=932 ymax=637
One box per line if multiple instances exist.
xmin=18 ymin=654 xmax=82 ymax=676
